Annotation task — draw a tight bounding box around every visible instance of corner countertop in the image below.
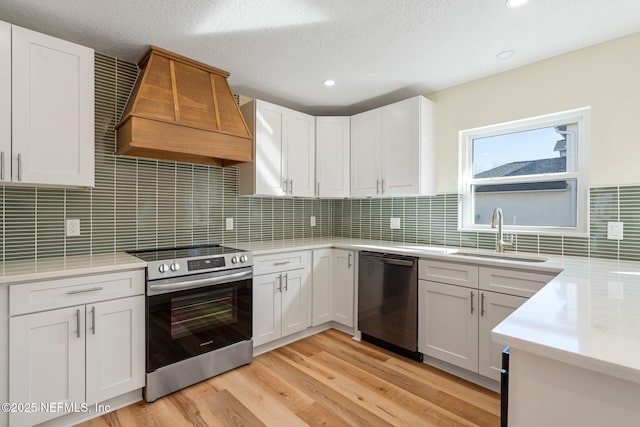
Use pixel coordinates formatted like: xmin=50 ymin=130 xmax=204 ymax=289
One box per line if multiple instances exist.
xmin=233 ymin=237 xmax=640 ymax=385
xmin=0 ymin=252 xmax=147 ymax=285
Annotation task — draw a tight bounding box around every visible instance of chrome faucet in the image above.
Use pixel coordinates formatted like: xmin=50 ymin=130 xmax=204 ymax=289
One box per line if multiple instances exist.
xmin=491 ymin=207 xmax=513 ymax=253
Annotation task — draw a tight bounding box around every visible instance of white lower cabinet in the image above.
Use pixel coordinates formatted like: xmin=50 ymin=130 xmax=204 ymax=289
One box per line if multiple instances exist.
xmin=312 ymin=249 xmax=333 ymax=325
xmin=8 ymin=270 xmax=145 ymax=426
xmin=311 ymin=249 xmax=355 ymax=328
xmin=418 ymin=259 xmax=551 ymax=382
xmin=85 ymin=297 xmax=146 ymax=404
xmin=477 ymin=291 xmax=526 ymax=380
xmin=253 ymin=251 xmax=311 ymax=347
xmin=419 ymin=281 xmax=479 ymax=371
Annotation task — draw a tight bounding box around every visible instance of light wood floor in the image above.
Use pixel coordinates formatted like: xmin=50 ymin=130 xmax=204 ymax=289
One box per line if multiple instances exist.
xmin=80 ymin=329 xmax=500 ymax=426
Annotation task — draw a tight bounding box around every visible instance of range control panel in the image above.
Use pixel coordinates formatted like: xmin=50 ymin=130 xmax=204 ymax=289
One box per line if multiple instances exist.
xmin=188 ymin=257 xmax=226 ymax=271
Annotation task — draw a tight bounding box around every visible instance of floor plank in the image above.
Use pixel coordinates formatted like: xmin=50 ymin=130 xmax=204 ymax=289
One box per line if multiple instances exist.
xmin=77 ymin=330 xmax=500 ymax=426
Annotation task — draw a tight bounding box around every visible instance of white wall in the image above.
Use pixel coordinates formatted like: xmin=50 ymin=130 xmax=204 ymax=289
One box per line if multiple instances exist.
xmin=427 ymin=32 xmax=640 ymax=193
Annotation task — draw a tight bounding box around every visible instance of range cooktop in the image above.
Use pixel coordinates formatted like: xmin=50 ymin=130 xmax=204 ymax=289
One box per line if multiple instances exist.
xmin=128 ymin=244 xmax=252 ymax=280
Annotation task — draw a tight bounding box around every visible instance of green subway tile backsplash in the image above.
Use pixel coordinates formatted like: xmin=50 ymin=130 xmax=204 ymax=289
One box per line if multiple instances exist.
xmin=334 ymin=185 xmax=640 ymax=261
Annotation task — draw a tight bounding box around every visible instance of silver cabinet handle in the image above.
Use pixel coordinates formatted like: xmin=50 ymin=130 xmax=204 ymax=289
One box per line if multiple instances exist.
xmin=91 ymin=306 xmax=96 ymax=335
xmin=0 ymin=151 xmax=4 ymax=180
xmin=283 ymin=273 xmax=288 ymax=291
xmin=348 ymin=253 xmax=352 ymax=268
xmin=273 ymin=261 xmax=290 ymax=266
xmin=289 ymin=179 xmax=293 ymax=195
xmin=76 ymin=309 xmax=81 ymax=338
xmin=470 ymin=291 xmax=475 ymax=314
xmin=376 ymin=179 xmax=380 ymax=195
xmin=381 ymin=179 xmax=386 ymax=194
xmin=277 ymin=274 xmax=282 ymax=292
xmin=17 ymin=153 xmax=22 ymax=181
xmin=481 ymin=293 xmax=486 ymax=317
xmin=67 ymin=286 xmax=104 ymax=295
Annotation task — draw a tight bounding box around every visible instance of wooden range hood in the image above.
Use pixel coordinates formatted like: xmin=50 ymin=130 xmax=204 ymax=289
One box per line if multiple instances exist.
xmin=116 ymin=46 xmax=252 ymax=167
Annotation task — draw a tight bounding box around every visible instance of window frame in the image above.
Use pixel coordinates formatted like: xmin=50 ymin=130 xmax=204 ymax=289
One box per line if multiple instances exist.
xmin=458 ymin=107 xmax=591 ymax=236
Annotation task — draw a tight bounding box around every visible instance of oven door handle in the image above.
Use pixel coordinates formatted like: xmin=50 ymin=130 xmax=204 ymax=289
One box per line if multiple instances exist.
xmin=148 ymin=270 xmax=253 ymax=294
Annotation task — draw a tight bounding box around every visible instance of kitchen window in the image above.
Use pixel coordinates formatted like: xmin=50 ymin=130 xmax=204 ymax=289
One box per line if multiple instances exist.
xmin=458 ymin=107 xmax=590 ymax=236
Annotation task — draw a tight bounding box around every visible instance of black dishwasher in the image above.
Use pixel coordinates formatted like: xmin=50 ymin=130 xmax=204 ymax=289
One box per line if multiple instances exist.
xmin=358 ymin=251 xmax=422 ymax=361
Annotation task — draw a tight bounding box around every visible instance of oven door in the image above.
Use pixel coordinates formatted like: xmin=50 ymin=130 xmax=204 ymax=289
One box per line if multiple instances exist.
xmin=146 ymin=269 xmax=252 ymax=372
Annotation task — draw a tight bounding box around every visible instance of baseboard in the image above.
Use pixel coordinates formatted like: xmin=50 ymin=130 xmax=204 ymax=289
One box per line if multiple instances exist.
xmin=423 ymin=355 xmax=500 ymax=393
xmin=36 ymin=389 xmax=143 ymax=427
xmin=254 ymin=322 xmax=355 ymax=356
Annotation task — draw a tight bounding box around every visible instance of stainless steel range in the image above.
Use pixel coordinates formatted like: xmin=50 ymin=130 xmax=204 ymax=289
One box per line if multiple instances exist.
xmin=128 ymin=244 xmax=253 ymax=402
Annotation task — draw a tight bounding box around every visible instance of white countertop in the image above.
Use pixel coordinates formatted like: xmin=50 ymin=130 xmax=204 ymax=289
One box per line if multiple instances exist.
xmin=234 ymin=237 xmax=640 ymax=384
xmin=0 ymin=252 xmax=147 ymax=284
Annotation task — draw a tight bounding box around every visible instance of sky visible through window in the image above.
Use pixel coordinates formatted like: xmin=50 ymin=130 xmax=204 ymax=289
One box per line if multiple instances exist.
xmin=472 ymin=126 xmax=563 ymax=176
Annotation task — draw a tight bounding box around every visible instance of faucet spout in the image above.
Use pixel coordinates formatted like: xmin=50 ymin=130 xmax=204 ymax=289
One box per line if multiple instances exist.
xmin=491 ymin=207 xmax=512 ymax=253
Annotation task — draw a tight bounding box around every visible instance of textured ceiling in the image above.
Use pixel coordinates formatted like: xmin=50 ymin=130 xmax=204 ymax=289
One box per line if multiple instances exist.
xmin=1 ymin=0 xmax=639 ymax=115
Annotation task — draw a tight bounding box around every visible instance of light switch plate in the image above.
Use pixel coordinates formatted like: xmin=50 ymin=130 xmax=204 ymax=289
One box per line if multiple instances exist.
xmin=390 ymin=218 xmax=401 ymax=229
xmin=226 ymin=218 xmax=234 ymax=231
xmin=607 ymin=221 xmax=623 ymax=240
xmin=310 ymin=216 xmax=316 ymax=227
xmin=66 ymin=219 xmax=81 ymax=237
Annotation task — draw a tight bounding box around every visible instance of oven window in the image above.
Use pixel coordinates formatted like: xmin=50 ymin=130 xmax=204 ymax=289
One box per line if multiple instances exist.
xmin=171 ymin=289 xmax=236 ymax=339
xmin=147 ymin=277 xmax=252 ymax=371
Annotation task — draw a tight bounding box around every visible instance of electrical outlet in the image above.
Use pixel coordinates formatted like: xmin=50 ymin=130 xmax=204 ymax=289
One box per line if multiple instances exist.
xmin=607 ymin=221 xmax=623 ymax=240
xmin=66 ymin=219 xmax=81 ymax=237
xmin=226 ymin=218 xmax=234 ymax=231
xmin=390 ymin=218 xmax=401 ymax=229
xmin=310 ymin=216 xmax=316 ymax=227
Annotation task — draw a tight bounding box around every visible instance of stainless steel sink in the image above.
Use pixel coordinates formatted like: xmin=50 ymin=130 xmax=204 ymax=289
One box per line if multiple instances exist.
xmin=451 ymin=251 xmax=548 ymax=263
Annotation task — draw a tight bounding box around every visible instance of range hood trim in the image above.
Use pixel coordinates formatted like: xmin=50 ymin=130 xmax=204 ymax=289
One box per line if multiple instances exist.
xmin=116 ymin=46 xmax=253 ymax=166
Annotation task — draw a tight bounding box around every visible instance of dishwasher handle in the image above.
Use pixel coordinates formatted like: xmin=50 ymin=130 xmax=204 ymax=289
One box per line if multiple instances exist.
xmin=380 ymin=258 xmax=415 ymax=267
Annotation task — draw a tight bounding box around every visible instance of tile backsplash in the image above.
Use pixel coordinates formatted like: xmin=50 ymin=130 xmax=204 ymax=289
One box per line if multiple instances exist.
xmin=0 ymin=52 xmax=638 ymax=263
xmin=0 ymin=53 xmax=332 ymax=262
xmin=333 ymin=185 xmax=640 ymax=262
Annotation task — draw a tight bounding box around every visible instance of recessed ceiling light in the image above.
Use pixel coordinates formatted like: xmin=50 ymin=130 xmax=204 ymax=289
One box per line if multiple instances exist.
xmin=323 ymin=79 xmax=336 ymax=87
xmin=496 ymin=50 xmax=516 ymax=60
xmin=505 ymin=0 xmax=528 ymax=7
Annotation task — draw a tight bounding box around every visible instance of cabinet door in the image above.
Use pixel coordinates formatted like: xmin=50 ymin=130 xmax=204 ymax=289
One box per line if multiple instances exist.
xmin=9 ymin=306 xmax=85 ymax=426
xmin=332 ymin=250 xmax=354 ymax=327
xmin=280 ymin=267 xmax=311 ymax=337
xmin=418 ymin=280 xmax=478 ymax=371
xmin=316 ymin=117 xmax=350 ymax=197
xmin=12 ymin=25 xmax=94 ymax=187
xmin=350 ymin=109 xmax=382 ymax=197
xmin=0 ymin=21 xmax=9 ymax=183
xmin=86 ymin=296 xmax=145 ymax=404
xmin=253 ymin=272 xmax=282 ymax=346
xmin=285 ymin=110 xmax=315 ymax=197
xmin=478 ymin=291 xmax=526 ymax=381
xmin=381 ymin=97 xmax=420 ymax=196
xmin=312 ymin=249 xmax=333 ymax=326
xmin=254 ymin=100 xmax=286 ymax=196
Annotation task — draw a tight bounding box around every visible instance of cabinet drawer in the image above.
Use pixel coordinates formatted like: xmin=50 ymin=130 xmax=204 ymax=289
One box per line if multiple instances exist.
xmin=253 ymin=251 xmax=311 ymax=276
xmin=9 ymin=269 xmax=145 ymax=316
xmin=479 ymin=267 xmax=556 ymax=298
xmin=419 ymin=259 xmax=479 ymax=288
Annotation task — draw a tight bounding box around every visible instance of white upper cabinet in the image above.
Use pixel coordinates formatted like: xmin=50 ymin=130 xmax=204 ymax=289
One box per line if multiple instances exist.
xmin=0 ymin=21 xmax=10 ymax=183
xmin=315 ymin=116 xmax=350 ymax=198
xmin=9 ymin=23 xmax=94 ymax=187
xmin=239 ymin=99 xmax=315 ymax=197
xmin=350 ymin=108 xmax=382 ymax=197
xmin=351 ymin=96 xmax=436 ymax=197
